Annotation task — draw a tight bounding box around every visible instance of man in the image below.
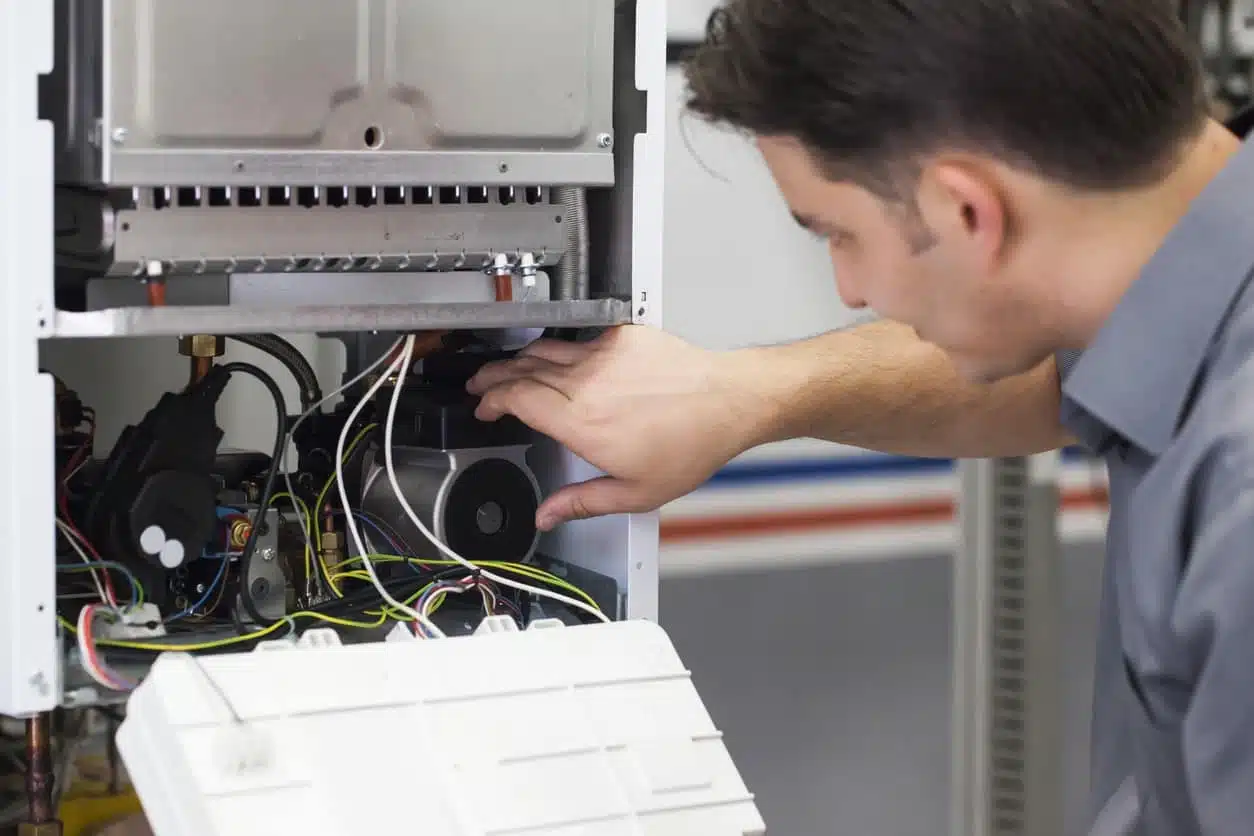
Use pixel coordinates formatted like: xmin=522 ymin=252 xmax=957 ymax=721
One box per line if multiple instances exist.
xmin=467 ymin=1 xmax=1254 ymax=833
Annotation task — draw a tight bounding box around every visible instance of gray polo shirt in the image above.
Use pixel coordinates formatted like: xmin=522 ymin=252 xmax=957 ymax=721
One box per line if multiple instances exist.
xmin=1059 ymin=118 xmax=1254 ymax=836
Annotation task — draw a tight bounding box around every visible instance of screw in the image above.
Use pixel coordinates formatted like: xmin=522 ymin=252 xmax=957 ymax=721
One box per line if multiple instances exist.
xmin=597 ymin=133 xmax=613 ymax=148
xmin=261 ymin=548 xmax=275 ymax=562
xmin=499 ymin=162 xmax=509 ymax=173
xmin=195 ymin=584 xmax=206 ymax=594
xmin=111 ymin=127 xmax=128 ymax=145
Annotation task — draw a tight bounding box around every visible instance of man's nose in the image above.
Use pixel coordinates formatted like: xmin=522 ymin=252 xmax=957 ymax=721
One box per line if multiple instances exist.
xmin=831 ymin=252 xmax=866 ymax=309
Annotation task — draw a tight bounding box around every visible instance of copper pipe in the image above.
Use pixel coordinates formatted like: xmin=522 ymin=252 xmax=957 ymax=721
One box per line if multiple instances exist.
xmin=410 ymin=330 xmax=448 ymax=359
xmin=25 ymin=713 xmax=55 ymax=824
xmin=493 ymin=273 xmax=513 ymax=302
xmin=146 ymin=280 xmax=166 ymax=307
xmin=190 ymin=355 xmax=213 ymax=386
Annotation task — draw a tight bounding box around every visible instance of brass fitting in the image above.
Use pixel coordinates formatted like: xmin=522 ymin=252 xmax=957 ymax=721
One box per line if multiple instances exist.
xmin=178 ymin=334 xmax=224 ymax=358
xmin=319 ymin=530 xmax=344 ymax=570
xmin=228 ymin=519 xmax=253 ymax=550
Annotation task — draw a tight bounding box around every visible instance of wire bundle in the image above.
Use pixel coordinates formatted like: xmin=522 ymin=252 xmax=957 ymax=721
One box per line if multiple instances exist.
xmin=58 ymin=332 xmax=610 ymax=688
xmin=377 ymin=334 xmax=611 ymax=632
xmin=76 ymin=604 xmax=136 ymax=691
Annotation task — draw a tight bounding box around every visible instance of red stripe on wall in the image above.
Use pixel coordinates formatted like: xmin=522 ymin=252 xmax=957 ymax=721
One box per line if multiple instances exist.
xmin=660 ymin=486 xmax=1109 ymax=544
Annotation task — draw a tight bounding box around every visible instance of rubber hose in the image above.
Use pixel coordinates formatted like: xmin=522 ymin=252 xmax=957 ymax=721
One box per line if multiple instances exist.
xmin=228 ymin=334 xmax=323 ymax=409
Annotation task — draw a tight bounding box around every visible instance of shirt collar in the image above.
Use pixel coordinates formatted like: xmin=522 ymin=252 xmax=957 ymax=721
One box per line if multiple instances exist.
xmin=1061 ymin=112 xmax=1254 ymax=456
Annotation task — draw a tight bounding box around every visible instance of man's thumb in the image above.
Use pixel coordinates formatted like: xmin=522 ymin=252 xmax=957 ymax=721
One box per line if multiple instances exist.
xmin=536 ymin=477 xmax=636 ymax=530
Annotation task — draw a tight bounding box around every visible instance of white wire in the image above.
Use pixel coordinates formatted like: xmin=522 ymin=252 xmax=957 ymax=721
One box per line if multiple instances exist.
xmin=281 ymin=337 xmax=406 ymax=576
xmin=55 ymin=518 xmax=115 ymax=611
xmin=383 ymin=334 xmax=611 ymax=625
xmin=335 ymin=343 xmax=447 ymax=638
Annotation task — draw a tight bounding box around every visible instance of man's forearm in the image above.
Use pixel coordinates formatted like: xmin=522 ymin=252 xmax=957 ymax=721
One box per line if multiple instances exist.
xmin=732 ymin=320 xmax=1071 ymax=458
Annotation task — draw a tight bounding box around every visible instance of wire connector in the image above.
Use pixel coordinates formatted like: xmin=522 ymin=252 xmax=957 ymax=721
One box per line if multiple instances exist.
xmin=474 ymin=615 xmax=521 ymax=636
xmin=518 ymin=251 xmax=538 ymax=289
xmin=100 ymin=603 xmax=168 ymax=640
xmin=296 ymin=629 xmax=342 ymax=649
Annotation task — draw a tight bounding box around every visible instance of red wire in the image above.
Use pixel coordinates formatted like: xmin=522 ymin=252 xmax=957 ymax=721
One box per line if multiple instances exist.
xmin=80 ymin=605 xmax=129 ymax=690
xmin=58 ymin=423 xmax=118 ymax=603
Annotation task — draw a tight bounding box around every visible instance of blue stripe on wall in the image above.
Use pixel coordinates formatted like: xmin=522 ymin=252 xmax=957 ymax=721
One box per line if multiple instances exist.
xmin=705 ymin=447 xmax=1094 ymax=488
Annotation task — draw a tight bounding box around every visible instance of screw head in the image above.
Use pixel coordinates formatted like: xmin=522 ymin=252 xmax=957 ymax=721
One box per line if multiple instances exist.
xmin=261 ymin=548 xmax=276 ymax=562
xmin=597 ymin=133 xmax=613 ymax=148
xmin=111 ymin=127 xmax=129 ymax=145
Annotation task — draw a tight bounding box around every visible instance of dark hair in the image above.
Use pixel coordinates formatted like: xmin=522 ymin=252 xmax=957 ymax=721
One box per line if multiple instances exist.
xmin=683 ymin=0 xmax=1210 ymax=198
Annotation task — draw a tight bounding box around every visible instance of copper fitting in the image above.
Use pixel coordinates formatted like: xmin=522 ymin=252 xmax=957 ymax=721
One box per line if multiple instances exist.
xmin=178 ymin=335 xmax=224 ymax=359
xmin=180 ymin=335 xmax=224 ymax=386
xmin=319 ymin=506 xmax=344 ymax=571
xmin=228 ymin=518 xmax=253 ymax=550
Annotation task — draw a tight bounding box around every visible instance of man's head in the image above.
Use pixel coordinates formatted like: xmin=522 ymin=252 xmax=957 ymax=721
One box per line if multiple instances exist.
xmin=683 ymin=0 xmax=1214 ymax=382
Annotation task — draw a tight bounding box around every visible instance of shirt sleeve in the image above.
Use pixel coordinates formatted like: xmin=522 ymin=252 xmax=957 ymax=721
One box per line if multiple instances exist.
xmin=1173 ymin=465 xmax=1254 ymax=834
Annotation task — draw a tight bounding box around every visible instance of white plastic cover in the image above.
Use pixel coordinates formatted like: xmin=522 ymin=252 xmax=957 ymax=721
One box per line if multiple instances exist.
xmin=116 ymin=620 xmax=766 ymax=835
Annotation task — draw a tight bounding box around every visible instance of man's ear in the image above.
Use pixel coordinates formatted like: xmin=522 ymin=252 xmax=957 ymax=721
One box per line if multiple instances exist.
xmin=915 ymin=158 xmax=1009 ymax=269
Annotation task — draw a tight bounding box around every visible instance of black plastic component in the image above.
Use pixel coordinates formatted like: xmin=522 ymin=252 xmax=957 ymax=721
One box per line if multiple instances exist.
xmin=84 ymin=369 xmax=231 ymax=571
xmin=377 ymin=351 xmax=530 ymax=450
xmin=54 ymin=385 xmax=85 ymax=434
xmin=212 ymin=449 xmax=273 ymax=490
xmin=443 ymin=458 xmax=538 ymax=563
xmin=380 ymin=386 xmax=530 ymax=450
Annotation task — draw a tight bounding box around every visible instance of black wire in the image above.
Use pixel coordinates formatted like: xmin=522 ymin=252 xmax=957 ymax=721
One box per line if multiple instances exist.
xmin=215 ymin=362 xmax=287 ymax=629
xmin=227 ymin=334 xmax=324 ymax=409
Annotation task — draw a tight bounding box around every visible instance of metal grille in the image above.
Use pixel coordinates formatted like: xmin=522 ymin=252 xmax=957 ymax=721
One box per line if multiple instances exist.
xmin=990 ymin=459 xmax=1030 ymax=834
xmin=953 ymin=456 xmax=1063 ymax=836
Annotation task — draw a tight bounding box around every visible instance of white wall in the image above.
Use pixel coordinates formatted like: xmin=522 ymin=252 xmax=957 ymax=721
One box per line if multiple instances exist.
xmin=661 ymin=68 xmax=854 ymax=350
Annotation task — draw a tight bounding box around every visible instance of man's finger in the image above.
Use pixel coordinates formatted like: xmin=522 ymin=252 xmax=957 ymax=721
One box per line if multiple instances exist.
xmin=475 ymin=378 xmax=580 ymax=441
xmin=519 ymin=338 xmax=591 ymax=366
xmin=536 ymin=477 xmax=640 ymax=530
xmin=467 ymin=355 xmax=570 ymax=395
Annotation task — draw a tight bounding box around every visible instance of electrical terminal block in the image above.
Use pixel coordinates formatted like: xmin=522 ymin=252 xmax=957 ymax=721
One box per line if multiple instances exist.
xmin=100 ymin=603 xmax=168 ymax=640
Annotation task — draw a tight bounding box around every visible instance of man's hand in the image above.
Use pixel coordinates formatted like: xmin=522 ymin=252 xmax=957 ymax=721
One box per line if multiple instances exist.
xmin=466 ymin=325 xmax=767 ymax=530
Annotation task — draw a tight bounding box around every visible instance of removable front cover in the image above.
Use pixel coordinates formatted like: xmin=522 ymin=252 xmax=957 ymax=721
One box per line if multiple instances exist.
xmin=115 ymin=620 xmax=766 ymax=835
